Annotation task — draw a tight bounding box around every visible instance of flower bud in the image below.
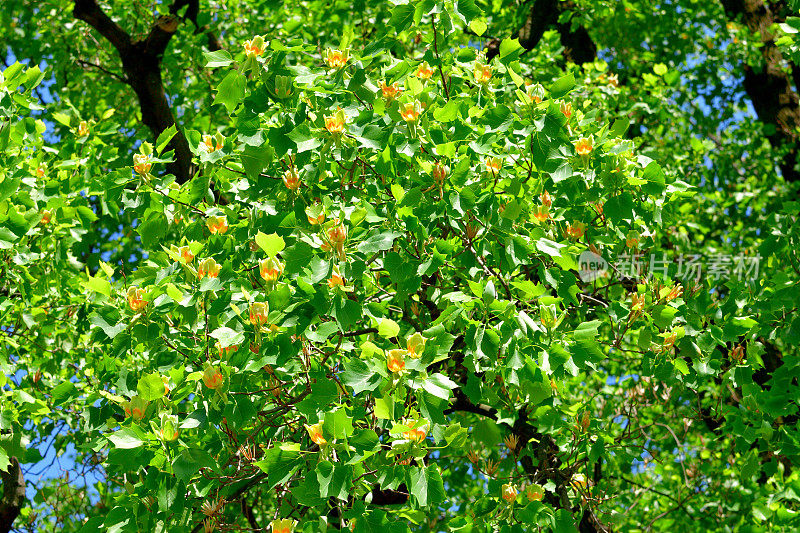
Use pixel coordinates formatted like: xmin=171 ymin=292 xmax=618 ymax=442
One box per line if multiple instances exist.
xmin=501 ymin=483 xmax=518 ymax=503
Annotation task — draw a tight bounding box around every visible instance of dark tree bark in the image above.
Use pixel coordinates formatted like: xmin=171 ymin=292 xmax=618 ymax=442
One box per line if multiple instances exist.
xmin=720 ymin=0 xmax=800 ymax=182
xmin=486 ymin=0 xmax=596 ymax=64
xmin=0 ymin=457 xmax=25 ymax=533
xmin=72 ymin=0 xmax=198 ymax=183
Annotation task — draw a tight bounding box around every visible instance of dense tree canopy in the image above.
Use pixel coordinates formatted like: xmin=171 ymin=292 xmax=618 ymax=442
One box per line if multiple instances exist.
xmin=3 ymin=0 xmax=800 ymax=531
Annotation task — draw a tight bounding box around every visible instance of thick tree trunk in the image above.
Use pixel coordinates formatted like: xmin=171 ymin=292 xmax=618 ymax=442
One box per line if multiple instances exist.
xmin=487 ymin=0 xmax=596 ymax=64
xmin=73 ymin=0 xmax=196 ymax=183
xmin=0 ymin=457 xmax=25 ymax=533
xmin=720 ymin=0 xmax=800 ymax=181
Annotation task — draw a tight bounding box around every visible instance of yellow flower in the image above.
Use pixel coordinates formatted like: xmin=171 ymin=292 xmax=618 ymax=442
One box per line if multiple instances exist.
xmin=501 ymin=483 xmax=518 ymax=503
xmin=485 ymin=157 xmax=502 ymax=175
xmin=36 ymin=165 xmax=46 ymax=179
xmin=532 ymin=205 xmax=550 ymax=223
xmin=324 ymin=108 xmax=346 ymax=135
xmin=400 ymin=101 xmax=422 ymax=123
xmin=574 ymin=137 xmax=593 ymax=156
xmin=124 ymin=396 xmax=148 ymax=420
xmin=40 ymin=209 xmax=54 ymax=225
xmin=133 ymin=153 xmax=152 ymax=175
xmin=270 ymin=518 xmax=297 ymax=533
xmin=197 ymin=257 xmax=221 ymax=279
xmin=259 ymin=256 xmax=284 ymax=283
xmin=305 ymin=421 xmax=327 ymax=446
xmin=327 ymin=220 xmax=347 ymax=245
xmin=387 ymin=349 xmax=406 ymax=373
xmin=283 ymin=167 xmax=301 ymax=191
xmin=379 ymin=81 xmax=402 ymax=101
xmin=432 ymin=162 xmax=447 ymax=184
xmin=525 ymin=484 xmax=544 ymax=502
xmin=203 ymin=366 xmax=224 ymax=389
xmin=179 ymin=245 xmax=194 ymax=263
xmin=243 ymin=36 xmax=265 ymax=58
xmin=560 ymin=101 xmax=573 ymax=119
xmin=525 ymin=83 xmax=545 ymax=103
xmin=324 ymin=48 xmax=348 ymax=69
xmin=406 ymin=332 xmax=426 ymax=358
xmin=626 ymin=230 xmax=640 ymax=249
xmin=127 ymin=286 xmax=148 ymax=312
xmin=249 ymin=302 xmax=269 ymax=327
xmin=206 ymin=215 xmax=229 ymax=235
xmin=159 ymin=414 xmax=180 ymax=442
xmin=540 ymin=190 xmax=552 ymax=207
xmin=571 ymin=473 xmax=588 ymax=490
xmin=474 ymin=63 xmax=492 ymax=84
xmin=203 ymin=134 xmax=223 ymax=152
xmin=77 ymin=120 xmax=90 ymax=137
xmin=327 ymin=265 xmax=345 ymax=288
xmin=402 ymin=418 xmax=429 ymax=443
xmin=415 ymin=62 xmax=434 ymax=79
xmin=565 ymin=221 xmax=586 ymax=240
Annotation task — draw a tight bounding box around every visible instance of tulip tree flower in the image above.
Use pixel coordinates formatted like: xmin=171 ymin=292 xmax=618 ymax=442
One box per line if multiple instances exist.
xmin=127 ymin=286 xmax=148 ymax=312
xmin=501 ymin=483 xmax=518 ymax=503
xmin=206 ymin=215 xmax=228 ymax=235
xmin=305 ymin=422 xmax=327 ymax=446
xmin=270 ymin=518 xmax=297 ymax=533
xmin=197 ymin=257 xmax=221 ymax=280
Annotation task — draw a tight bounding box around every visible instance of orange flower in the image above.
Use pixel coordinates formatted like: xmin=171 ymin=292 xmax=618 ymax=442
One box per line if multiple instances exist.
xmin=124 ymin=396 xmax=148 ymax=420
xmin=626 ymin=230 xmax=640 ymax=249
xmin=203 ymin=134 xmax=222 ymax=152
xmin=525 ymin=484 xmax=544 ymax=502
xmin=308 ymin=212 xmax=325 ymax=225
xmin=249 ymin=302 xmax=269 ymax=327
xmin=574 ymin=137 xmax=593 ymax=156
xmin=485 ymin=157 xmax=502 ymax=174
xmin=406 ymin=332 xmax=426 ymax=358
xmin=203 ymin=366 xmax=224 ymax=389
xmin=402 ymin=419 xmax=429 ymax=443
xmin=387 ymin=349 xmax=406 ymax=373
xmin=77 ymin=120 xmax=90 ymax=137
xmin=133 ymin=153 xmax=152 ymax=175
xmin=327 ymin=220 xmax=347 ymax=245
xmin=607 ymin=73 xmax=619 ymax=87
xmin=501 ymin=483 xmax=518 ymax=503
xmin=127 ymin=286 xmax=148 ymax=312
xmin=197 ymin=257 xmax=221 ymax=279
xmin=327 ymin=272 xmax=345 ymax=288
xmin=324 ymin=108 xmax=346 ymax=135
xmin=400 ymin=101 xmax=422 ymax=123
xmin=206 ymin=215 xmax=229 ymax=235
xmin=560 ymin=101 xmax=573 ymax=119
xmin=172 ymin=245 xmax=194 ymax=263
xmin=217 ymin=342 xmax=239 ymax=358
xmin=565 ymin=221 xmax=586 ymax=240
xmin=243 ymin=36 xmax=265 ymax=58
xmin=324 ymin=48 xmax=348 ymax=69
xmin=305 ymin=421 xmax=327 ymax=446
xmin=533 ymin=205 xmax=550 ymax=222
xmin=415 ymin=62 xmax=434 ymax=79
xmin=259 ymin=256 xmax=284 ymax=283
xmin=282 ymin=167 xmax=300 ymax=191
xmin=270 ymin=518 xmax=297 ymax=533
xmin=379 ymin=81 xmax=402 ymax=101
xmin=474 ymin=63 xmax=492 ymax=84
xmin=432 ymin=162 xmax=448 ymax=184
xmin=36 ymin=165 xmax=46 ymax=179
xmin=666 ymin=285 xmax=683 ymax=302
xmin=540 ymin=190 xmax=552 ymax=208
xmin=40 ymin=209 xmax=53 ymax=225
xmin=525 ymin=83 xmax=545 ymax=104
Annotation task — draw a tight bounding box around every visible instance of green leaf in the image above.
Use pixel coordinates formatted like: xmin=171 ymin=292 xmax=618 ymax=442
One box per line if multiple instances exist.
xmin=316 ymin=460 xmax=353 ymax=500
xmin=323 ymin=409 xmax=354 ymax=439
xmin=342 ymin=358 xmax=382 ymax=396
xmin=549 ymin=73 xmax=576 ymax=99
xmin=469 ymin=19 xmax=487 ymax=36
xmin=357 ymin=231 xmax=401 ymax=254
xmin=408 ymin=465 xmax=445 ymax=507
xmin=84 ymin=275 xmax=111 ymax=297
xmin=107 ymin=428 xmax=143 ymax=449
xmin=204 ymin=50 xmax=234 ymax=68
xmin=173 ymin=449 xmax=217 ymax=483
xmin=378 ymin=318 xmax=400 ymax=339
xmin=214 ymin=71 xmax=246 ymax=113
xmin=390 ymin=4 xmax=415 ymax=33
xmin=255 ymin=232 xmax=286 ymax=256
xmin=499 ymin=38 xmax=523 ymax=64
xmin=137 ymin=373 xmax=166 ymax=401
xmin=155 ymin=124 xmax=178 ymax=155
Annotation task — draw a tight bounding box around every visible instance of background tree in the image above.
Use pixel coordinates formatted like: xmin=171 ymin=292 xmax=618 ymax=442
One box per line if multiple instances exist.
xmin=3 ymin=0 xmax=800 ymax=532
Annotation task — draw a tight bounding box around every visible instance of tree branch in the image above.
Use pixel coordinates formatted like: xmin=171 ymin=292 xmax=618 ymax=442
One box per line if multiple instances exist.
xmin=0 ymin=457 xmax=26 ymax=533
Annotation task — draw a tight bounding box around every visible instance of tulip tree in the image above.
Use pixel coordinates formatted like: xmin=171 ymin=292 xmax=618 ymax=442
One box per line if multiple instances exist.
xmin=3 ymin=0 xmax=800 ymax=532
